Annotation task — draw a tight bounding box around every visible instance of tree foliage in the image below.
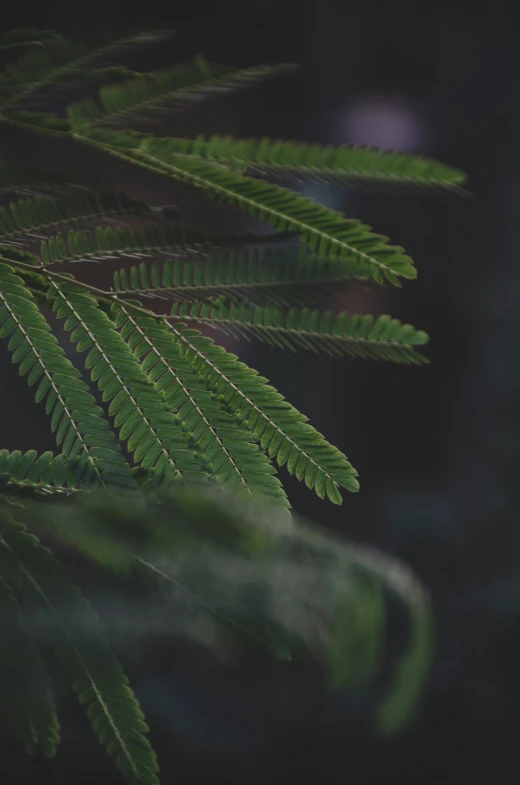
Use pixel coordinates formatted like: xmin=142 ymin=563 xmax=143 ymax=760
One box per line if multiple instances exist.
xmin=0 ymin=26 xmax=462 ymax=782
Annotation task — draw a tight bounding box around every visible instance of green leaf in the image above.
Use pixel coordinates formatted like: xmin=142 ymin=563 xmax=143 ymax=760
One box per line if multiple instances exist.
xmin=83 ymin=131 xmax=416 ymax=285
xmin=0 ymin=511 xmax=160 ymax=785
xmin=139 ymin=134 xmax=467 ymax=189
xmin=49 ymin=280 xmax=206 ymax=483
xmin=40 ymin=224 xmax=276 ymax=267
xmin=0 ymin=191 xmax=150 ymax=245
xmin=0 ymin=575 xmax=60 ymax=757
xmin=115 ymin=306 xmax=291 ymax=515
xmin=160 ymin=320 xmax=359 ymax=503
xmin=0 ymin=449 xmax=104 ymax=496
xmin=0 ymin=263 xmax=134 ymax=489
xmin=113 ymin=246 xmax=371 ymax=306
xmin=68 ymin=60 xmax=293 ymax=131
xmin=326 ymin=576 xmax=385 ymax=688
xmin=0 ymin=29 xmax=174 ymax=111
xmin=168 ymin=299 xmax=430 ymax=364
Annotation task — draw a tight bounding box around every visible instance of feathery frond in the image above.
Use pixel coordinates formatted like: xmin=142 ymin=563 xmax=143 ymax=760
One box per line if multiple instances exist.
xmin=343 ymin=544 xmax=434 ymax=734
xmin=48 ymin=280 xmax=207 ymax=483
xmin=113 ymin=306 xmax=291 ymax=512
xmin=25 ymin=487 xmax=433 ymax=734
xmin=0 ymin=27 xmax=461 ymax=776
xmin=0 ymin=263 xmax=134 ymax=489
xmin=68 ymin=60 xmax=293 ymax=132
xmin=168 ymin=299 xmax=430 ymax=363
xmin=152 ymin=155 xmax=417 ymax=285
xmin=80 ymin=130 xmax=416 ymax=285
xmin=0 ymin=449 xmax=97 ymax=497
xmin=113 ymin=246 xmax=371 ymax=307
xmin=0 ymin=29 xmax=174 ymax=112
xmin=133 ymin=134 xmax=467 ymax=189
xmin=322 ymin=539 xmax=433 ymax=733
xmin=158 ymin=320 xmax=360 ymax=503
xmin=40 ymin=224 xmax=298 ymax=268
xmin=0 ymin=510 xmax=160 ymax=784
xmin=0 ymin=575 xmax=60 ymax=757
xmin=325 ymin=575 xmax=385 ymax=689
xmin=0 ymin=191 xmax=152 ymax=247
xmin=377 ymin=593 xmax=433 ymax=733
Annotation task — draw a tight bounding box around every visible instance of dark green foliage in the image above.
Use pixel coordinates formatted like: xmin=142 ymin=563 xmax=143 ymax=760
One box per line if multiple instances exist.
xmin=0 ymin=509 xmax=160 ymax=784
xmin=0 ymin=456 xmax=433 ymax=779
xmin=50 ymin=279 xmax=208 ymax=484
xmin=0 ymin=575 xmax=59 ymax=757
xmin=13 ymin=486 xmax=434 ymax=732
xmin=112 ymin=309 xmax=291 ymax=510
xmin=79 ymin=128 xmax=420 ymax=285
xmin=0 ymin=264 xmax=134 ymax=489
xmin=159 ymin=318 xmax=360 ymax=501
xmin=131 ymin=133 xmax=466 ymax=189
xmin=0 ymin=448 xmax=92 ymax=495
xmin=0 ymin=25 xmax=462 ymax=782
xmin=168 ymin=298 xmax=430 ymax=363
xmin=67 ymin=60 xmax=291 ymax=132
xmin=112 ymin=246 xmax=369 ymax=306
xmin=0 ymin=192 xmax=151 ymax=246
xmin=41 ymin=225 xmax=295 ymax=267
xmin=0 ymin=29 xmax=174 ymax=112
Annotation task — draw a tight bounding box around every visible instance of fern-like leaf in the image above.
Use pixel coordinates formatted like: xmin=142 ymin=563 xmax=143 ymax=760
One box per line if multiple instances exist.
xmin=0 ymin=510 xmax=160 ymax=784
xmin=325 ymin=575 xmax=385 ymax=689
xmin=113 ymin=246 xmax=371 ymax=307
xmin=138 ymin=134 xmax=467 ymax=189
xmin=114 ymin=306 xmax=291 ymax=512
xmin=168 ymin=300 xmax=430 ymax=363
xmin=39 ymin=224 xmax=296 ymax=268
xmin=377 ymin=596 xmax=433 ymax=733
xmin=0 ymin=30 xmax=173 ymax=112
xmin=0 ymin=191 xmax=152 ymax=247
xmin=0 ymin=575 xmax=60 ymax=757
xmin=0 ymin=449 xmax=97 ymax=496
xmin=23 ymin=489 xmax=293 ymax=659
xmin=0 ymin=263 xmax=134 ymax=489
xmin=48 ymin=280 xmax=207 ymax=483
xmin=318 ymin=539 xmax=432 ymax=733
xmin=346 ymin=546 xmax=434 ymax=734
xmin=154 ymin=320 xmax=359 ymax=502
xmin=81 ymin=130 xmax=414 ymax=285
xmin=30 ymin=487 xmax=432 ymax=733
xmin=68 ymin=60 xmax=292 ymax=131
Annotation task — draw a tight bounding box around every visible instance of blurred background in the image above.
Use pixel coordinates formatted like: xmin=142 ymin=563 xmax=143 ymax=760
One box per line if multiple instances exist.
xmin=1 ymin=0 xmax=519 ymax=783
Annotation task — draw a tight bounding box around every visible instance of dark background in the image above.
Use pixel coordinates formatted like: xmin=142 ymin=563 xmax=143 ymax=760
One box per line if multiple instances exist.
xmin=1 ymin=1 xmax=519 ymax=783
